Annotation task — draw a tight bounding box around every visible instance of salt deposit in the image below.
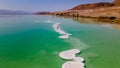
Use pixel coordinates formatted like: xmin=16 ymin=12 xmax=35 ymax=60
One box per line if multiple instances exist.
xmin=52 ymin=23 xmax=71 ymax=39
xmin=59 ymin=49 xmax=80 ymax=60
xmin=59 ymin=49 xmax=85 ymax=68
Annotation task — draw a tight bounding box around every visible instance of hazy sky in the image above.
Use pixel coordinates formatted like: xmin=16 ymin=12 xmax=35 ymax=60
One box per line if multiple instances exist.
xmin=0 ymin=0 xmax=114 ymax=12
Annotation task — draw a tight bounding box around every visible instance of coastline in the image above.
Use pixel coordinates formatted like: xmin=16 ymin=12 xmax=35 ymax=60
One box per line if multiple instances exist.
xmin=52 ymin=12 xmax=120 ymax=24
xmin=51 ymin=1 xmax=120 ymax=24
xmin=51 ymin=15 xmax=120 ymax=29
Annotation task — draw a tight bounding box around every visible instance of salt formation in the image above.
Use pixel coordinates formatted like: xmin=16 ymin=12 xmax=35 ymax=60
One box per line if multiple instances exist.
xmin=52 ymin=23 xmax=71 ymax=39
xmin=59 ymin=49 xmax=85 ymax=68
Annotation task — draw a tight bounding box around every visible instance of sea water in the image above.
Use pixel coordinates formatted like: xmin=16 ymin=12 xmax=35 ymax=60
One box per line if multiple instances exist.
xmin=0 ymin=15 xmax=120 ymax=68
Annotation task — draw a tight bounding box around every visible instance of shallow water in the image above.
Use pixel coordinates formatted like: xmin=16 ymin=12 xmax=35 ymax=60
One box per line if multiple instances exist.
xmin=0 ymin=15 xmax=120 ymax=68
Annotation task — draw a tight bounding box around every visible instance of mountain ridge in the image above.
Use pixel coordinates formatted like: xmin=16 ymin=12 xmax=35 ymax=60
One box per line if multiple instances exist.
xmin=0 ymin=9 xmax=33 ymax=15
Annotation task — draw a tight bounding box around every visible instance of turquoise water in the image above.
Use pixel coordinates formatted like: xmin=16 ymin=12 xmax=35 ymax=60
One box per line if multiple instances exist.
xmin=0 ymin=15 xmax=120 ymax=68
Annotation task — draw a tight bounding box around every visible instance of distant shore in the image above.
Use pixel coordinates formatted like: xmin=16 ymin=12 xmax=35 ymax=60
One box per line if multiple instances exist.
xmin=51 ymin=1 xmax=120 ymax=24
xmin=54 ymin=15 xmax=120 ymax=24
xmin=52 ymin=8 xmax=120 ymax=24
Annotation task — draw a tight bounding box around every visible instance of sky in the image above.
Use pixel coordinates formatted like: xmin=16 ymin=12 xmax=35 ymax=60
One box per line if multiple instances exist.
xmin=0 ymin=0 xmax=114 ymax=12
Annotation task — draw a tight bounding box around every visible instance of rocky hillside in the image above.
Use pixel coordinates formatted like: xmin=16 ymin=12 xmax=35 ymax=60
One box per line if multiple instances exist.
xmin=71 ymin=0 xmax=120 ymax=10
xmin=71 ymin=2 xmax=114 ymax=10
xmin=114 ymin=0 xmax=120 ymax=6
xmin=53 ymin=0 xmax=120 ymax=23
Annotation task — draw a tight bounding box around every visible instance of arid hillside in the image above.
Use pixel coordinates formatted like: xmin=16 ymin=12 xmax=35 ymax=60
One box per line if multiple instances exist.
xmin=53 ymin=0 xmax=120 ymax=23
xmin=71 ymin=2 xmax=114 ymax=10
xmin=114 ymin=0 xmax=120 ymax=6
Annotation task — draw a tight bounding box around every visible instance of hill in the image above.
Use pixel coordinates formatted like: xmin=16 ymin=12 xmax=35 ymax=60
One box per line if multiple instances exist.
xmin=0 ymin=9 xmax=33 ymax=15
xmin=71 ymin=2 xmax=114 ymax=10
xmin=53 ymin=0 xmax=120 ymax=24
xmin=114 ymin=0 xmax=120 ymax=6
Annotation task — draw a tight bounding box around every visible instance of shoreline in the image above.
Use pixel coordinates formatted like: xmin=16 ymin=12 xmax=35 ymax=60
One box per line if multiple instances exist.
xmin=50 ymin=15 xmax=120 ymax=29
xmin=52 ymin=14 xmax=120 ymax=24
xmin=51 ymin=5 xmax=120 ymax=24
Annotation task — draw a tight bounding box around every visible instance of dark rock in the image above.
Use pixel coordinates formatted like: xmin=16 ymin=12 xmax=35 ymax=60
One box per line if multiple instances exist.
xmin=34 ymin=12 xmax=51 ymax=15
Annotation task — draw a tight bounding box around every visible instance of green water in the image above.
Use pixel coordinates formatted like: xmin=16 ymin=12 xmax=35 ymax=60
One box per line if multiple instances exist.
xmin=0 ymin=15 xmax=120 ymax=68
